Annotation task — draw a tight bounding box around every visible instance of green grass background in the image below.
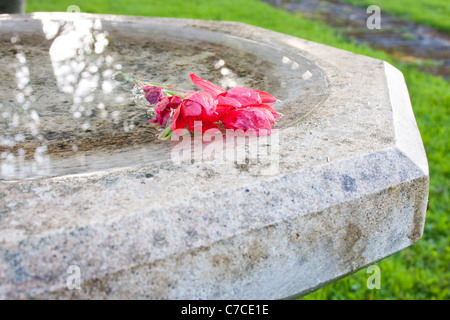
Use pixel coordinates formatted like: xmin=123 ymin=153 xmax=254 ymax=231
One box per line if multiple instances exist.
xmin=25 ymin=0 xmax=449 ymax=299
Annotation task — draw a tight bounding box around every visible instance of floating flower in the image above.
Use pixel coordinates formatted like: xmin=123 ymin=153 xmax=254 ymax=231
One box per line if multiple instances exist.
xmin=141 ymin=83 xmax=164 ymax=105
xmin=132 ymin=72 xmax=279 ymax=139
xmin=221 ymin=105 xmax=277 ymax=135
xmin=171 ymin=91 xmax=218 ymax=134
xmin=190 ymin=72 xmax=276 ymax=105
xmin=148 ymin=95 xmax=182 ymax=126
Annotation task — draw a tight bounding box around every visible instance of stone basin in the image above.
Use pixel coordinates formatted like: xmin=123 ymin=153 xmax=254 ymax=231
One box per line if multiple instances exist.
xmin=0 ymin=13 xmax=327 ymax=180
xmin=0 ymin=13 xmax=428 ymax=299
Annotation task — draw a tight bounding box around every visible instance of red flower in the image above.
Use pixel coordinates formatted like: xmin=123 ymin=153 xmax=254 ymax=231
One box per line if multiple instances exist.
xmin=189 ymin=73 xmax=279 ymax=133
xmin=254 ymin=90 xmax=277 ymax=104
xmin=171 ymin=91 xmax=218 ymax=134
xmin=220 ymin=87 xmax=262 ymax=106
xmin=142 ymin=85 xmax=164 ymax=105
xmin=190 ymin=73 xmax=276 ymax=105
xmin=189 ymin=72 xmax=226 ymax=98
xmin=221 ymin=105 xmax=277 ymax=135
xmin=148 ymin=95 xmax=182 ymax=126
xmin=146 ymin=73 xmax=279 ymax=138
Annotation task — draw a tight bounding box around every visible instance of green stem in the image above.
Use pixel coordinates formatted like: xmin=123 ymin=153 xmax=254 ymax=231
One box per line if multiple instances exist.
xmin=118 ymin=72 xmax=171 ymax=88
xmin=140 ymin=80 xmax=172 ymax=89
xmin=158 ymin=126 xmax=174 ymax=140
xmin=164 ymin=89 xmax=187 ymax=98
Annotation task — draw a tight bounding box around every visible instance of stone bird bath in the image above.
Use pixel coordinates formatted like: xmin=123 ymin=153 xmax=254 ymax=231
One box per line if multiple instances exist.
xmin=0 ymin=13 xmax=428 ymax=299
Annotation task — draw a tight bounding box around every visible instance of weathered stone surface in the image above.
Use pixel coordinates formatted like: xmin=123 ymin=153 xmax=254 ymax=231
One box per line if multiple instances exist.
xmin=0 ymin=13 xmax=428 ymax=299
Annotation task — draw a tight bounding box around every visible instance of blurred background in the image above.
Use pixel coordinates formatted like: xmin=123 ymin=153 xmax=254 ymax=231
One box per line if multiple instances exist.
xmin=2 ymin=0 xmax=448 ymax=299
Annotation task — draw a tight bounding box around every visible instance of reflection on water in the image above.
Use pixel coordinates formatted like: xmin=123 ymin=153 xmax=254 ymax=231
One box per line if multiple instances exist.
xmin=0 ymin=15 xmax=328 ymax=180
xmin=1 ymin=17 xmax=127 ymax=179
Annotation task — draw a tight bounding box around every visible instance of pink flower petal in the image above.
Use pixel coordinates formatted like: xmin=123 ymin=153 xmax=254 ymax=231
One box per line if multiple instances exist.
xmin=171 ymin=105 xmax=187 ymax=133
xmin=245 ymin=103 xmax=280 ymax=119
xmin=155 ymin=97 xmax=169 ymax=113
xmin=143 ymin=85 xmax=164 ymax=105
xmin=221 ymin=107 xmax=275 ymax=133
xmin=216 ymin=95 xmax=242 ymax=108
xmin=225 ymin=87 xmax=262 ymax=106
xmin=182 ymin=100 xmax=203 ymax=117
xmin=254 ymin=90 xmax=277 ymax=104
xmin=168 ymin=95 xmax=183 ymax=108
xmin=190 ymin=73 xmax=226 ymax=98
xmin=185 ymin=91 xmax=217 ymax=116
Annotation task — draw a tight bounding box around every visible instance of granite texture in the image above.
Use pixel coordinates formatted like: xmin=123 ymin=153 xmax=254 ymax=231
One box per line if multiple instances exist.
xmin=0 ymin=13 xmax=428 ymax=299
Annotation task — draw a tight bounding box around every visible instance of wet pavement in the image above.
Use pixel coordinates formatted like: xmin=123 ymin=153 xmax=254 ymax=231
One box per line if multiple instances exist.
xmin=263 ymin=0 xmax=450 ymax=79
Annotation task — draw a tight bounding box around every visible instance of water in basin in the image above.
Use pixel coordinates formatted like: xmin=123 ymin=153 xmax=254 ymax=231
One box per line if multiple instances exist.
xmin=0 ymin=14 xmax=329 ymax=180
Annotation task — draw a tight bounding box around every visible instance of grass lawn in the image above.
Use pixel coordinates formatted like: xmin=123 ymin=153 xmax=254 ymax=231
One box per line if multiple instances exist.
xmin=25 ymin=0 xmax=449 ymax=299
